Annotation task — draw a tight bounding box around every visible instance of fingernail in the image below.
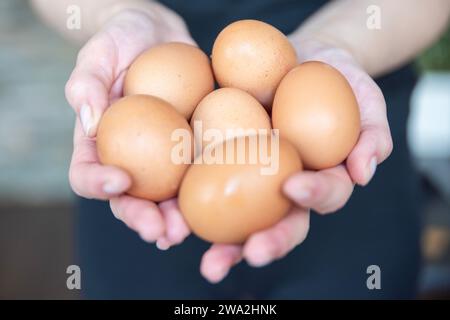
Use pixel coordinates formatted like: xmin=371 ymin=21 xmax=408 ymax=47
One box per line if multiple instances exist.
xmin=103 ymin=179 xmax=124 ymax=195
xmin=156 ymin=238 xmax=171 ymax=251
xmin=111 ymin=207 xmax=122 ymax=220
xmin=80 ymin=104 xmax=94 ymax=137
xmin=365 ymin=157 xmax=377 ymax=185
xmin=283 ymin=178 xmax=312 ymax=204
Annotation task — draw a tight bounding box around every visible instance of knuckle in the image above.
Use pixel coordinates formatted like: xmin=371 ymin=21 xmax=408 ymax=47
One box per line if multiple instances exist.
xmin=270 ymin=225 xmax=291 ymax=258
xmin=335 ymin=200 xmax=348 ymax=212
xmin=375 ymin=128 xmax=394 ymax=162
xmin=68 ymin=167 xmax=88 ymax=199
xmin=316 ymin=194 xmax=350 ymax=215
xmin=315 ymin=207 xmax=329 ymax=215
xmin=293 ymin=216 xmax=310 ymax=246
xmin=64 ymin=76 xmax=77 ymax=104
xmin=64 ymin=72 xmax=87 ymax=110
xmin=315 ymin=206 xmax=335 ymax=215
xmin=384 ymin=133 xmax=394 ymax=158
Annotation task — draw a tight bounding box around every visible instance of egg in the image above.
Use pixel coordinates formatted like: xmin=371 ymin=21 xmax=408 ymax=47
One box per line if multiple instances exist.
xmin=190 ymin=87 xmax=272 ymax=152
xmin=97 ymin=95 xmax=193 ymax=201
xmin=272 ymin=61 xmax=361 ymax=170
xmin=124 ymin=42 xmax=215 ymax=119
xmin=212 ymin=20 xmax=298 ymax=107
xmin=179 ymin=135 xmax=302 ymax=244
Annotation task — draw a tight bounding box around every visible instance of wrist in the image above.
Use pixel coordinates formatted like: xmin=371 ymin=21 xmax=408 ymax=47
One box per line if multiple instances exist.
xmin=289 ymin=33 xmax=364 ymax=71
xmin=288 ymin=34 xmax=371 ymax=91
xmin=290 ymin=34 xmax=353 ymax=62
xmin=97 ymin=1 xmax=193 ymax=44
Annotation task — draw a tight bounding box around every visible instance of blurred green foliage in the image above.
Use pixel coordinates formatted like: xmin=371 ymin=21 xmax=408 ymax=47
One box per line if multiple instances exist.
xmin=416 ymin=25 xmax=450 ymax=72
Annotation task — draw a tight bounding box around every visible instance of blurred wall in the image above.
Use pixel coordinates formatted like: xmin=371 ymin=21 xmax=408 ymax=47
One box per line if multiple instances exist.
xmin=0 ymin=0 xmax=78 ymax=299
xmin=0 ymin=0 xmax=76 ymax=205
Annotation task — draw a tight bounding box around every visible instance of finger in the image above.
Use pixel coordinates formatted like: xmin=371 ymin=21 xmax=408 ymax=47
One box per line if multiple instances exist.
xmin=346 ymin=125 xmax=393 ymax=186
xmin=243 ymin=208 xmax=310 ymax=267
xmin=65 ymin=36 xmax=115 ymax=137
xmin=110 ymin=195 xmax=165 ymax=242
xmin=69 ymin=120 xmax=131 ymax=199
xmin=65 ymin=69 xmax=110 ymax=138
xmin=348 ymin=78 xmax=393 ymax=186
xmin=156 ymin=199 xmax=191 ymax=250
xmin=283 ymin=165 xmax=354 ymax=214
xmin=200 ymin=244 xmax=242 ymax=284
xmin=109 ymin=68 xmax=128 ymax=101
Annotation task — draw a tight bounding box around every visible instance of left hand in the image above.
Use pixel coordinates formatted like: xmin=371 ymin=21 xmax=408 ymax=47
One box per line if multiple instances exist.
xmin=160 ymin=38 xmax=394 ymax=283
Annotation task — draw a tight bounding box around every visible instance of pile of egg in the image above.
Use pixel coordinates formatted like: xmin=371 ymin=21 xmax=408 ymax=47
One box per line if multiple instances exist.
xmin=97 ymin=20 xmax=360 ymax=244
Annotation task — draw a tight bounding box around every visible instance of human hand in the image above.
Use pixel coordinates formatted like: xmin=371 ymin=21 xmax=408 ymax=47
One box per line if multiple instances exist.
xmin=66 ymin=8 xmax=195 ymax=244
xmin=198 ymin=38 xmax=393 ymax=283
xmin=67 ymin=12 xmax=392 ymax=283
xmin=282 ymin=37 xmax=393 ymax=205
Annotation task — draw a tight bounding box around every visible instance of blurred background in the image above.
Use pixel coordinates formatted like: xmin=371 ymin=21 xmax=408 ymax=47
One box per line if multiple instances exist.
xmin=0 ymin=0 xmax=449 ymax=299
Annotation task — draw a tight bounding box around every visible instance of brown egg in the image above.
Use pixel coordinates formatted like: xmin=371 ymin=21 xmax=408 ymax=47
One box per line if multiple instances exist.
xmin=97 ymin=95 xmax=193 ymax=201
xmin=212 ymin=20 xmax=298 ymax=107
xmin=179 ymin=135 xmax=302 ymax=244
xmin=190 ymin=87 xmax=272 ymax=152
xmin=272 ymin=61 xmax=361 ymax=170
xmin=124 ymin=42 xmax=215 ymax=119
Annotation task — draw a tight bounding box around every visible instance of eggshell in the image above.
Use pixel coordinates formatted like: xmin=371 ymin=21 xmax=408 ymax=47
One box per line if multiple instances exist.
xmin=212 ymin=20 xmax=298 ymax=107
xmin=124 ymin=42 xmax=215 ymax=119
xmin=272 ymin=61 xmax=361 ymax=170
xmin=190 ymin=87 xmax=272 ymax=151
xmin=97 ymin=95 xmax=193 ymax=201
xmin=179 ymin=135 xmax=302 ymax=244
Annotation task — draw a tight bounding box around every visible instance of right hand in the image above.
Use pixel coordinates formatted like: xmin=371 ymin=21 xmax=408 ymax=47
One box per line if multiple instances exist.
xmin=66 ymin=8 xmax=195 ymax=246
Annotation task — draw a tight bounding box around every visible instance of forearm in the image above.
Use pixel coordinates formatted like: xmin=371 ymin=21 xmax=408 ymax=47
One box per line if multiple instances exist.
xmin=291 ymin=0 xmax=450 ymax=76
xmin=30 ymin=0 xmax=188 ymax=43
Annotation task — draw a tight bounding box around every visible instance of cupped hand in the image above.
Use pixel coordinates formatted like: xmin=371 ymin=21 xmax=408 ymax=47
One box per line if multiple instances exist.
xmin=283 ymin=38 xmax=393 ymax=209
xmin=198 ymin=38 xmax=393 ymax=283
xmin=66 ymin=8 xmax=194 ymax=244
xmin=67 ymin=13 xmax=393 ymax=284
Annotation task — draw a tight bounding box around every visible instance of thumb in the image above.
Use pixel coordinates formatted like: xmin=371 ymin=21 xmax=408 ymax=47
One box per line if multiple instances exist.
xmin=65 ymin=36 xmax=115 ymax=137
